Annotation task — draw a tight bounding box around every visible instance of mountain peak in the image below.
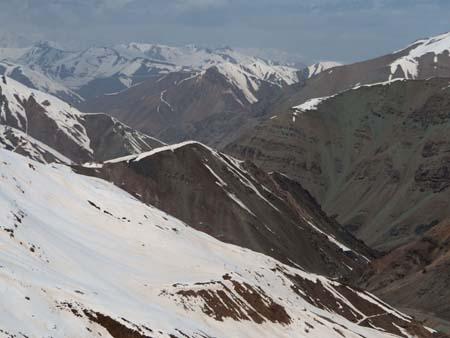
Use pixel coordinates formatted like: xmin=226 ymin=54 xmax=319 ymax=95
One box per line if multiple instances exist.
xmin=390 ymin=31 xmax=450 ymax=79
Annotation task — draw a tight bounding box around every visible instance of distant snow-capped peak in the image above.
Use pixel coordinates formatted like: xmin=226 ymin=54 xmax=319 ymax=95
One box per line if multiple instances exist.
xmin=213 ymin=61 xmax=299 ymax=104
xmin=0 ymin=41 xmax=300 ymax=102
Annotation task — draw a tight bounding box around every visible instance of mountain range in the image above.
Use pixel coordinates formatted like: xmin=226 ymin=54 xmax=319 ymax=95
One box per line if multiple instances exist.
xmin=0 ymin=41 xmax=323 ymax=146
xmin=1 ymin=31 xmax=450 ymax=337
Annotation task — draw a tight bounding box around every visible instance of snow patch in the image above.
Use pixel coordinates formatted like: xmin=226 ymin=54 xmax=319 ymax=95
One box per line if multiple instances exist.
xmin=307 ymin=61 xmax=342 ymax=78
xmin=390 ymin=31 xmax=450 ymax=79
xmin=292 ymin=95 xmax=334 ymax=112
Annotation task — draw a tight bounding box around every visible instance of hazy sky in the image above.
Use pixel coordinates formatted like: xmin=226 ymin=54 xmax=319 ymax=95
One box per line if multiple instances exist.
xmin=0 ymin=0 xmax=449 ymax=63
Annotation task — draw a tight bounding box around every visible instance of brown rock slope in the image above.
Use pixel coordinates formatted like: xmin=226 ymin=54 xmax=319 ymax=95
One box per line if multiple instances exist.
xmin=76 ymin=141 xmax=374 ymax=278
xmin=227 ymin=78 xmax=450 ymax=251
xmin=83 ymin=67 xmax=284 ymax=147
xmin=358 ymin=217 xmax=450 ymax=333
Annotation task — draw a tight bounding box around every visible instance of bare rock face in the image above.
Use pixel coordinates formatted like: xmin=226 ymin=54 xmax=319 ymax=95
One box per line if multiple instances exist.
xmin=75 ymin=141 xmax=375 ymax=279
xmin=227 ymin=78 xmax=450 ymax=251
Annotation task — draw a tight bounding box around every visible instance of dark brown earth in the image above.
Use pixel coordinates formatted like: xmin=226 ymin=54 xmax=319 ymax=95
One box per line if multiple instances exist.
xmin=171 ymin=278 xmax=291 ymax=325
xmin=83 ymin=310 xmax=152 ymax=338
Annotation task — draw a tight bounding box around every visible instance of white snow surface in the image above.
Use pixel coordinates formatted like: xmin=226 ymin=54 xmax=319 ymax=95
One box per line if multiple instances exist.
xmin=0 ymin=149 xmax=415 ymax=337
xmin=214 ymin=63 xmax=260 ymax=103
xmin=390 ymin=31 xmax=450 ymax=79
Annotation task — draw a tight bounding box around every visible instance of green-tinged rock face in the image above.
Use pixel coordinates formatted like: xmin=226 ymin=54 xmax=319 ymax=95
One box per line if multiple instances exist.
xmin=227 ymin=78 xmax=450 ymax=251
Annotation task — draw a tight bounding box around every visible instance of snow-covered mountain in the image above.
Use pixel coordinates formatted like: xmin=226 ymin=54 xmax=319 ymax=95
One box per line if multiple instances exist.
xmin=214 ymin=61 xmax=299 ymax=104
xmin=0 ymin=76 xmax=164 ymax=163
xmin=0 ymin=60 xmax=83 ymax=105
xmin=115 ymin=43 xmax=300 ymax=87
xmin=0 ymin=41 xmax=300 ymax=101
xmin=390 ymin=31 xmax=450 ymax=79
xmin=0 ymin=148 xmax=438 ymax=337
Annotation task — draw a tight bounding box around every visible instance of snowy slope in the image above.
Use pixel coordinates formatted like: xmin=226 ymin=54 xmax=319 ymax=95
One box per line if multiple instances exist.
xmin=0 ymin=60 xmax=83 ymax=105
xmin=390 ymin=32 xmax=450 ymax=79
xmin=0 ymin=149 xmax=436 ymax=338
xmin=0 ymin=42 xmax=179 ymax=94
xmin=0 ymin=125 xmax=72 ymax=164
xmin=0 ymin=76 xmax=164 ymax=163
xmin=0 ymin=76 xmax=92 ymax=152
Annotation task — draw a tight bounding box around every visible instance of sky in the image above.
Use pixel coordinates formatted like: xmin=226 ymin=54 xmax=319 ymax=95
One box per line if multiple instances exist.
xmin=0 ymin=0 xmax=449 ymax=64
